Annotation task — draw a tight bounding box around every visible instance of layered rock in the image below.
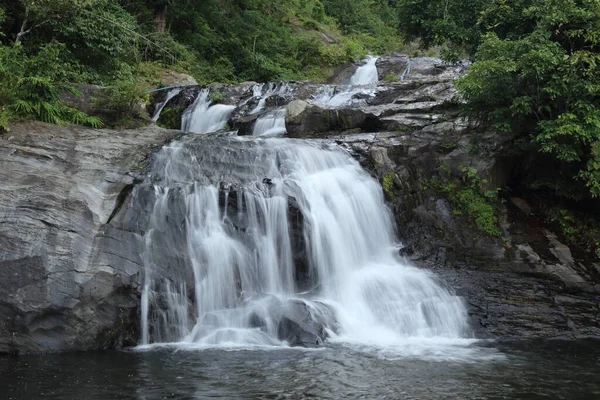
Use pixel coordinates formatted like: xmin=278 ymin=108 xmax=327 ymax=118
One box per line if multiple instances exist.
xmin=0 ymin=122 xmax=179 ymax=353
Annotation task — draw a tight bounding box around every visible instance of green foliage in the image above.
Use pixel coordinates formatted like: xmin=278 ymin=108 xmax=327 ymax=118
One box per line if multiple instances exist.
xmin=439 ymin=141 xmax=458 ymax=152
xmin=0 ymin=41 xmax=102 ymax=131
xmin=156 ymin=105 xmax=184 ymax=130
xmin=456 ymin=0 xmax=600 ymax=199
xmin=430 ymin=165 xmax=502 ymax=237
xmin=209 ymin=91 xmax=225 ymax=104
xmin=93 ymin=77 xmax=151 ymax=127
xmin=322 ymin=0 xmax=401 ymax=53
xmin=396 ymin=0 xmax=490 ymax=56
xmin=548 ymin=207 xmax=600 ymax=260
xmin=381 ymin=72 xmax=398 ymax=82
xmin=381 ymin=171 xmax=396 ymax=199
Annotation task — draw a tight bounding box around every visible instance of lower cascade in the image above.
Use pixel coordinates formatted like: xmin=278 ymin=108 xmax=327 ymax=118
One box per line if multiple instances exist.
xmin=137 ymin=136 xmax=469 ymax=348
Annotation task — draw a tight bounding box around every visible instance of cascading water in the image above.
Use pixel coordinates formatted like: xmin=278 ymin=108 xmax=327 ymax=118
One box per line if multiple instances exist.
xmin=181 ymin=89 xmax=236 ymax=134
xmin=252 ymin=109 xmax=287 ymax=136
xmin=151 ymin=88 xmax=182 ymax=122
xmin=139 ymin=136 xmax=469 ymax=349
xmin=249 ymin=82 xmax=293 ymax=115
xmin=312 ymin=56 xmax=379 ymax=108
xmin=350 ymin=55 xmax=379 ymax=86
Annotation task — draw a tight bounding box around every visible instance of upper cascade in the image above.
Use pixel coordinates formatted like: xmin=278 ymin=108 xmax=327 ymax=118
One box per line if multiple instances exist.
xmin=181 ymin=89 xmax=236 ymax=134
xmin=148 ymin=55 xmax=466 ymax=140
xmin=350 ymin=55 xmax=379 ymax=85
xmin=137 ymin=136 xmax=470 ymax=348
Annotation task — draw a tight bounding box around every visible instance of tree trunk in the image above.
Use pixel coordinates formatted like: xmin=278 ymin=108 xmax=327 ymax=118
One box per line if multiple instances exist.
xmin=154 ymin=3 xmax=167 ymax=33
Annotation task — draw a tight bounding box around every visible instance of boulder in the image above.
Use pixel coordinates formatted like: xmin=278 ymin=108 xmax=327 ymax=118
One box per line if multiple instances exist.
xmin=59 ymin=84 xmax=105 ymax=117
xmin=376 ymin=53 xmax=410 ymax=80
xmin=286 ymin=101 xmax=382 ymax=136
xmin=276 ymin=300 xmax=335 ymax=347
xmin=157 ymin=69 xmax=198 ymax=87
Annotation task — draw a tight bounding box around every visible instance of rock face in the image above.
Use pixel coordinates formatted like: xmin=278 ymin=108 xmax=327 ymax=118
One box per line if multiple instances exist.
xmin=0 ymin=122 xmax=179 ymax=353
xmin=1 ymin=54 xmax=599 ymax=353
xmin=158 ymin=69 xmax=198 ymax=87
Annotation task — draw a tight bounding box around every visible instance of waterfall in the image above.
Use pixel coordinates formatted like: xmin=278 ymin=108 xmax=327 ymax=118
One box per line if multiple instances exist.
xmin=249 ymin=82 xmax=293 ymax=115
xmin=350 ymin=55 xmax=379 ymax=86
xmin=252 ymin=109 xmax=287 ymax=136
xmin=181 ymin=89 xmax=236 ymax=134
xmin=312 ymin=56 xmax=379 ymax=108
xmin=151 ymin=88 xmax=182 ymax=122
xmin=139 ymin=137 xmax=469 ymax=348
xmin=400 ymin=59 xmax=412 ymax=81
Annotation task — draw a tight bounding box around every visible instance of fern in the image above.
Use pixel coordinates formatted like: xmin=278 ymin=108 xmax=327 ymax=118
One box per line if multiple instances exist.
xmin=0 ymin=43 xmax=105 ymax=132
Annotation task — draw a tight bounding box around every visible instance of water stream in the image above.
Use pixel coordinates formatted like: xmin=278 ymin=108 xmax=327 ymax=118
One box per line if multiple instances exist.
xmin=181 ymin=89 xmax=236 ymax=134
xmin=139 ymin=137 xmax=469 ymax=350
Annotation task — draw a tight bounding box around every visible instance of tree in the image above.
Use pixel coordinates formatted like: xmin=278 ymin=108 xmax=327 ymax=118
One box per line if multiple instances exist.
xmin=396 ymin=0 xmax=490 ymax=56
xmin=457 ymin=0 xmax=600 ymax=198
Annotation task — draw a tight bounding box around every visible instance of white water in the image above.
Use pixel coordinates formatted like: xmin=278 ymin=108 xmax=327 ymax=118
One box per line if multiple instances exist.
xmin=181 ymin=89 xmax=236 ymax=134
xmin=249 ymin=82 xmax=293 ymax=115
xmin=350 ymin=55 xmax=379 ymax=86
xmin=252 ymin=109 xmax=287 ymax=136
xmin=140 ymin=138 xmax=469 ymax=350
xmin=312 ymin=56 xmax=379 ymax=108
xmin=151 ymin=88 xmax=182 ymax=122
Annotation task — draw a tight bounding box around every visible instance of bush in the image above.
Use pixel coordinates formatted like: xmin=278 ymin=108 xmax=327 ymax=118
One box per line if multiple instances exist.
xmin=0 ymin=42 xmax=102 ymax=132
xmin=456 ymin=0 xmax=600 ymax=199
xmin=93 ymin=78 xmax=151 ymax=127
xmin=429 ymin=165 xmax=502 ymax=237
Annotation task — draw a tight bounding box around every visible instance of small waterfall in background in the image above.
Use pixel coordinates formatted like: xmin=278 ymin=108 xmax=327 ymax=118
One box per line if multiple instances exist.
xmin=252 ymin=109 xmax=287 ymax=136
xmin=138 ymin=137 xmax=469 ymax=349
xmin=350 ymin=55 xmax=379 ymax=86
xmin=249 ymin=82 xmax=292 ymax=115
xmin=400 ymin=59 xmax=412 ymax=81
xmin=181 ymin=89 xmax=236 ymax=134
xmin=151 ymin=88 xmax=182 ymax=122
xmin=312 ymin=56 xmax=379 ymax=108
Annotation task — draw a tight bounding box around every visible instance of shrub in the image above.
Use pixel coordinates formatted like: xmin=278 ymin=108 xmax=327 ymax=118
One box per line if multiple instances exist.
xmin=0 ymin=42 xmax=102 ymax=132
xmin=430 ymin=165 xmax=502 ymax=237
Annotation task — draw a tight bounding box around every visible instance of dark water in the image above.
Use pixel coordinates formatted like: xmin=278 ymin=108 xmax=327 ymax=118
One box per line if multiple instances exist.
xmin=1 ymin=340 xmax=599 ymax=399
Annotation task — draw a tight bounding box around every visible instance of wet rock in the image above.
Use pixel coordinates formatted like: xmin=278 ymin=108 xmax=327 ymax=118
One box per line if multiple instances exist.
xmin=510 ymin=197 xmax=533 ymax=214
xmin=231 ymin=113 xmax=260 ymax=136
xmin=327 ymin=61 xmax=359 ymax=85
xmin=286 ymin=103 xmax=381 ymax=136
xmin=376 ymin=53 xmax=410 ymax=80
xmin=59 ymin=84 xmax=105 ymax=117
xmin=0 ymin=122 xmax=179 ymax=353
xmin=276 ymin=300 xmax=334 ymax=347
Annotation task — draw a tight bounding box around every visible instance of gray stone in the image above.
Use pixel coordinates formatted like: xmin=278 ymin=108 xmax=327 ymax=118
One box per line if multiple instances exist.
xmin=376 ymin=54 xmax=410 ymax=80
xmin=0 ymin=122 xmax=179 ymax=353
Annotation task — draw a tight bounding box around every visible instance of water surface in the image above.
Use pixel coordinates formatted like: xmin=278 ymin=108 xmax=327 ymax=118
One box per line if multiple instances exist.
xmin=2 ymin=340 xmax=599 ymax=399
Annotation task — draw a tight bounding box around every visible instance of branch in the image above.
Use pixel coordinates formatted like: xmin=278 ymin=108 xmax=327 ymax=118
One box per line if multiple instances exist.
xmin=15 ymin=7 xmax=50 ymax=44
xmin=14 ymin=7 xmax=30 ymax=44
